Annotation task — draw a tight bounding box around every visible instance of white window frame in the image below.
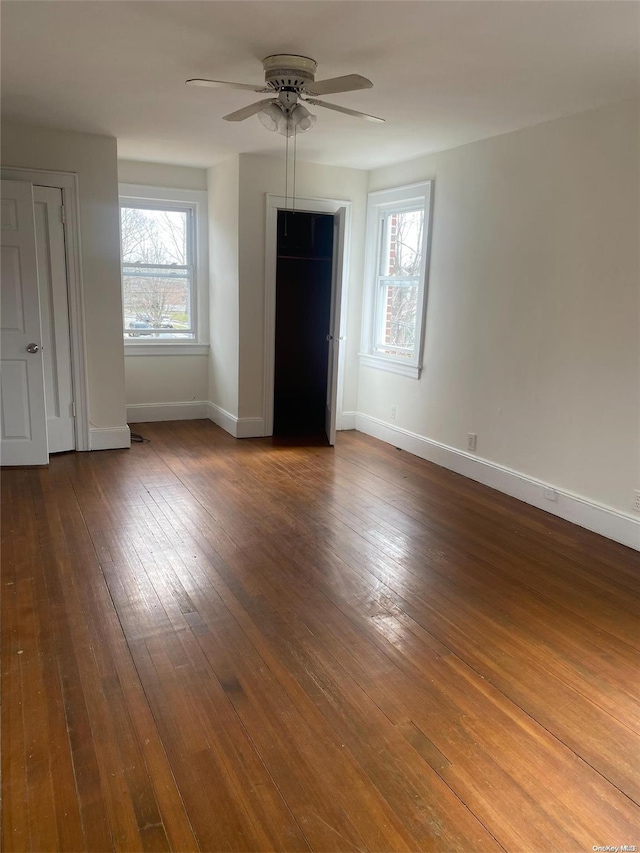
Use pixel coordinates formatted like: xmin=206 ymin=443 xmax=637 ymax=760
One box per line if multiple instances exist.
xmin=360 ymin=181 xmax=433 ymax=378
xmin=119 ymin=184 xmax=209 ymax=356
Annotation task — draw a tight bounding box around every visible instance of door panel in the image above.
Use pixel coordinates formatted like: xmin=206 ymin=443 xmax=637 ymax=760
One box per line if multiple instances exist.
xmin=34 ymin=186 xmax=75 ymax=452
xmin=0 ymin=179 xmax=47 ymax=465
xmin=325 ymin=207 xmax=346 ymax=446
xmin=1 ymin=246 xmax=26 ymax=329
xmin=1 ymin=197 xmax=19 ymax=230
xmin=1 ymin=361 xmax=32 ymax=438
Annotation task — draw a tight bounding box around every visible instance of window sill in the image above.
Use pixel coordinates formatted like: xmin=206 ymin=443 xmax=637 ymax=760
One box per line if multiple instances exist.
xmin=359 ymin=353 xmax=422 ymax=379
xmin=124 ymin=343 xmax=210 ymax=357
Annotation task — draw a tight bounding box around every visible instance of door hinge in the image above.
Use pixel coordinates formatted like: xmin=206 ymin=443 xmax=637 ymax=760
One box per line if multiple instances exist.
xmin=71 ymin=401 xmax=76 ymax=418
xmin=60 ymin=205 xmax=66 ymax=225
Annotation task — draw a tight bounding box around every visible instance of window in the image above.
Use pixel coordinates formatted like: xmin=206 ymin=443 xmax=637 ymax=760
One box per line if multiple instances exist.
xmin=119 ymin=185 xmax=208 ymax=355
xmin=361 ymin=182 xmax=433 ymax=378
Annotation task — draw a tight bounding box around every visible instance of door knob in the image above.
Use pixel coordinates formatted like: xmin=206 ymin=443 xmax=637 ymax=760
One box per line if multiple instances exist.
xmin=26 ymin=343 xmax=40 ymax=353
xmin=326 ymin=334 xmax=334 ymax=342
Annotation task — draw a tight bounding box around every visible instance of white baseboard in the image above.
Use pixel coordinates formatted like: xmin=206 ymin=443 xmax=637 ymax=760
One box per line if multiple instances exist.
xmin=127 ymin=401 xmax=209 ymax=423
xmin=206 ymin=403 xmax=265 ymax=439
xmin=206 ymin=402 xmax=238 ymax=436
xmin=124 ymin=400 xmax=266 ymax=438
xmin=89 ymin=426 xmax=131 ymax=451
xmin=340 ymin=411 xmax=357 ymax=431
xmin=354 ymin=413 xmax=640 ymax=552
xmin=237 ymin=417 xmax=265 ymax=438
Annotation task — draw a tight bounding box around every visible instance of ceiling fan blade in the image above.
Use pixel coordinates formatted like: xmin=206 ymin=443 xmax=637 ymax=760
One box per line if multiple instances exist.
xmin=305 ymin=98 xmax=385 ymax=123
xmin=304 ymin=74 xmax=373 ymax=96
xmin=186 ymin=78 xmax=267 ymax=93
xmin=222 ymin=100 xmax=271 ymax=122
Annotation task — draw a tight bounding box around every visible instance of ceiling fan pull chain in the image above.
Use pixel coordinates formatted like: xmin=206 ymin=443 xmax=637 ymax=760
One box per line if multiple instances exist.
xmin=293 ymin=124 xmax=297 ymax=213
xmin=285 ymin=122 xmax=290 ymax=213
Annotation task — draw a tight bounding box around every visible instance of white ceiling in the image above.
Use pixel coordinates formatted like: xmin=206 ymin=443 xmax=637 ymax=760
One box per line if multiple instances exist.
xmin=2 ymin=1 xmax=639 ymax=170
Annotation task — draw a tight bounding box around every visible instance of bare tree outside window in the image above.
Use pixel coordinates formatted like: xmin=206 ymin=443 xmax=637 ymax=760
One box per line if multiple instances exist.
xmin=377 ymin=209 xmax=424 ymax=355
xmin=120 ymin=206 xmax=194 ymax=338
xmin=386 ymin=210 xmax=424 ymax=277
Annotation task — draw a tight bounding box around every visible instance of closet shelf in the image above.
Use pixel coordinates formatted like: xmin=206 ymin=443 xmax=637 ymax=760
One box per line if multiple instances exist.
xmin=277 ymin=255 xmax=332 ymax=261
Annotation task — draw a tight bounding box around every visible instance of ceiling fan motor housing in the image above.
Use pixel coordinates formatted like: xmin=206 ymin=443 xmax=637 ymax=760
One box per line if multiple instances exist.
xmin=262 ymin=54 xmax=317 ymax=91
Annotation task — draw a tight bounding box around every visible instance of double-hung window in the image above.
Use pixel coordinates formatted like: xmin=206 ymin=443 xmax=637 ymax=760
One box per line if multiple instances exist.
xmin=119 ymin=185 xmax=208 ymax=355
xmin=361 ymin=181 xmax=433 ymax=378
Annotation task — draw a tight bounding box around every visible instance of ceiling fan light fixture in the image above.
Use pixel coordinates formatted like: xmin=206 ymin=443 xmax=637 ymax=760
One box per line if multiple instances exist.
xmin=276 ymin=115 xmax=295 ymax=138
xmin=291 ymin=104 xmax=317 ymax=133
xmin=258 ymin=101 xmax=284 ymax=132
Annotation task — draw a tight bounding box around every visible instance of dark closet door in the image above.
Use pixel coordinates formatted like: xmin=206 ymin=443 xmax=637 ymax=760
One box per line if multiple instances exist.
xmin=273 ymin=212 xmax=333 ymax=436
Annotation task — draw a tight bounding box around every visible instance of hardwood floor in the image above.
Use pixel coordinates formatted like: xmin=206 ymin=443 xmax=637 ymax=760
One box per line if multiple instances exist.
xmin=2 ymin=420 xmax=639 ymax=852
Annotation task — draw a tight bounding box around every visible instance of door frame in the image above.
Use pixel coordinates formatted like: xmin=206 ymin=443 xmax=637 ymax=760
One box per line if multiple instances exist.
xmin=264 ymin=194 xmax=352 ymax=437
xmin=1 ymin=167 xmax=90 ymax=451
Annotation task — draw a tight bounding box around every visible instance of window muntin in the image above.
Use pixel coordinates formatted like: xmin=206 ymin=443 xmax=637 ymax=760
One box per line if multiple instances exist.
xmin=120 ymin=204 xmax=195 ymax=340
xmin=361 ymin=182 xmax=432 ymax=378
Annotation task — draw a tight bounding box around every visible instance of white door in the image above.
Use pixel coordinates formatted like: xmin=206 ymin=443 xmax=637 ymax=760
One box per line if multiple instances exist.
xmin=34 ymin=186 xmax=75 ymax=452
xmin=0 ymin=180 xmax=48 ymax=465
xmin=325 ymin=207 xmax=346 ymax=446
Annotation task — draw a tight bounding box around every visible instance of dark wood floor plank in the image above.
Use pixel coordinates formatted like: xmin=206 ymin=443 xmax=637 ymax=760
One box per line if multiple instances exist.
xmin=18 ymin=563 xmax=66 ymax=853
xmin=2 ymin=484 xmax=34 ymax=853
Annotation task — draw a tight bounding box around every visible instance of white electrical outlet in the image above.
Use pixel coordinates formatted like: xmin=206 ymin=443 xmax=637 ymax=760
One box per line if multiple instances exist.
xmin=390 ymin=405 xmax=397 ymax=420
xmin=543 ymin=487 xmax=558 ymax=502
xmin=467 ymin=433 xmax=477 ymax=452
xmin=634 ymin=491 xmax=640 ymax=512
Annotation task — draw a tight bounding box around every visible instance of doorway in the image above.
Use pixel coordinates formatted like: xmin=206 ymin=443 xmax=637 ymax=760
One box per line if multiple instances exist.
xmin=264 ymin=194 xmax=350 ymax=444
xmin=1 ymin=168 xmax=88 ymax=464
xmin=273 ymin=210 xmax=333 ymax=438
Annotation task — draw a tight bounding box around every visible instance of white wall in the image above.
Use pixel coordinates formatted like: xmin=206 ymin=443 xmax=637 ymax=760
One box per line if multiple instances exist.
xmin=118 ymin=160 xmax=207 ymax=191
xmin=117 ymin=159 xmax=210 ymax=415
xmin=237 ymin=153 xmax=368 ymax=421
xmin=124 ymin=356 xmax=208 ymax=406
xmin=208 ymin=156 xmax=240 ymax=418
xmin=357 ymin=99 xmax=639 ymax=520
xmin=2 ymin=123 xmax=127 ymax=434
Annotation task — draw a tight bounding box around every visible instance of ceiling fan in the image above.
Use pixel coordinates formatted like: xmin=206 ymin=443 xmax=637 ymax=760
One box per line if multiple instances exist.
xmin=186 ymin=54 xmax=385 ymax=135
